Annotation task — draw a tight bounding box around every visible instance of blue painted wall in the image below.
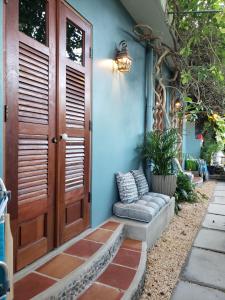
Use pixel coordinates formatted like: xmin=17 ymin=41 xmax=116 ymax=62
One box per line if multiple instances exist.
xmin=183 ymin=121 xmax=202 ymax=159
xmin=0 ymin=2 xmax=3 ymax=178
xmin=68 ymin=0 xmax=146 ymax=227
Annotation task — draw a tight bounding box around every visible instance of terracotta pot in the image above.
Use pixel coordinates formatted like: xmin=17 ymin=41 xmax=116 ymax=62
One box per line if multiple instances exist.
xmin=151 ymin=174 xmax=177 ymax=196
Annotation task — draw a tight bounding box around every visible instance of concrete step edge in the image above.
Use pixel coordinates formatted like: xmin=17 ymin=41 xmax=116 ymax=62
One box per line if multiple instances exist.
xmin=32 ymin=223 xmax=125 ymax=299
xmin=122 ymin=241 xmax=148 ymax=300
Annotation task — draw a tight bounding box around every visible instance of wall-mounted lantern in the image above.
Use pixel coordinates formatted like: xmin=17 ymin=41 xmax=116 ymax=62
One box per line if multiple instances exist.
xmin=115 ymin=40 xmax=132 ymax=72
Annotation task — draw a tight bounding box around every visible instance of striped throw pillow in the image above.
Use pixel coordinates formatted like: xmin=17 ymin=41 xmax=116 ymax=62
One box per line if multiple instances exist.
xmin=116 ymin=172 xmax=138 ymax=203
xmin=131 ymin=169 xmax=149 ymax=197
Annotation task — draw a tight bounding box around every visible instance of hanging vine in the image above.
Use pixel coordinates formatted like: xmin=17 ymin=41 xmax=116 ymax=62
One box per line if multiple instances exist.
xmin=134 ymin=0 xmax=225 ymax=122
xmin=168 ymin=0 xmax=225 ymax=118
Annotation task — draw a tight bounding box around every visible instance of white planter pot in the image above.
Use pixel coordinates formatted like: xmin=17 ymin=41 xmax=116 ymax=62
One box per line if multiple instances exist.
xmin=151 ymin=175 xmax=177 ymax=196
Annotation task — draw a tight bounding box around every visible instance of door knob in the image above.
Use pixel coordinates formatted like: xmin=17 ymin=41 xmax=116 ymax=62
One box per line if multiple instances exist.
xmin=60 ymin=133 xmax=68 ymax=141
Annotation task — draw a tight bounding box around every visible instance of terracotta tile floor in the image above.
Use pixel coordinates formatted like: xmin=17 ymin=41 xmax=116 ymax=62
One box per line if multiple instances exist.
xmin=14 ymin=273 xmax=56 ymax=300
xmin=36 ymin=253 xmax=84 ymax=279
xmin=65 ymin=239 xmax=103 ymax=259
xmin=112 ymin=248 xmax=141 ymax=269
xmin=101 ymin=221 xmax=120 ymax=231
xmin=97 ymin=263 xmax=136 ymax=290
xmin=85 ymin=228 xmax=113 ymax=243
xmin=121 ymin=238 xmax=142 ymax=251
xmin=14 ymin=222 xmax=143 ymax=300
xmin=79 ymin=282 xmax=124 ymax=300
xmin=77 ymin=238 xmax=142 ymax=299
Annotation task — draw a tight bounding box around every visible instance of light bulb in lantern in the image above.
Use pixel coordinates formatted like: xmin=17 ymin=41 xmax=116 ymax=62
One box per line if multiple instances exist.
xmin=115 ymin=40 xmax=132 ymax=73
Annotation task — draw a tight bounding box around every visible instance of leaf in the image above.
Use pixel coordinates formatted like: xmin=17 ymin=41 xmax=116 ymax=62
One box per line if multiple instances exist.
xmin=183 ymin=97 xmax=193 ymax=103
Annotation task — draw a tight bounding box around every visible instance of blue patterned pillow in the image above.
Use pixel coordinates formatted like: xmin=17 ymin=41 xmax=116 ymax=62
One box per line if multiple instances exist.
xmin=116 ymin=172 xmax=138 ymax=203
xmin=131 ymin=169 xmax=149 ymax=197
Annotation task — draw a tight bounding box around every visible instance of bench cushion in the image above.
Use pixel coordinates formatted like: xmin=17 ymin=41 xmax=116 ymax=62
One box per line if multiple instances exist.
xmin=131 ymin=169 xmax=149 ymax=197
xmin=113 ymin=200 xmax=159 ymax=223
xmin=141 ymin=194 xmax=166 ymax=208
xmin=116 ymin=172 xmax=138 ymax=203
xmin=145 ymin=192 xmax=170 ymax=203
xmin=137 ymin=199 xmax=161 ymax=212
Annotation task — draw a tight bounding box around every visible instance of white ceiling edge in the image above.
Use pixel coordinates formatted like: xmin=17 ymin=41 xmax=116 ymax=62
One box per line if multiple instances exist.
xmin=120 ymin=0 xmax=174 ymax=49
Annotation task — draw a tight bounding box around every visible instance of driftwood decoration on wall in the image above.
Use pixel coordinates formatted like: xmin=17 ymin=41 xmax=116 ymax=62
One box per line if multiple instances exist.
xmin=153 ymin=83 xmax=165 ymax=131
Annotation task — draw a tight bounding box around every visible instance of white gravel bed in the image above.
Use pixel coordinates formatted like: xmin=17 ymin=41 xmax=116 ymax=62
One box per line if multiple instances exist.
xmin=140 ymin=180 xmax=216 ymax=300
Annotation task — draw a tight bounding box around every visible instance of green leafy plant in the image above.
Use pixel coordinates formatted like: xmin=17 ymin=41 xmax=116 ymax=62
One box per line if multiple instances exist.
xmin=141 ymin=129 xmax=178 ymax=175
xmin=175 ymin=172 xmax=198 ymax=203
xmin=168 ymin=0 xmax=225 ymax=116
xmin=200 ymin=115 xmax=225 ymax=165
xmin=174 ymin=172 xmax=208 ymax=214
xmin=175 ymin=172 xmax=207 ymax=203
xmin=185 ymin=159 xmax=199 ymax=171
xmin=201 ymin=142 xmax=221 ymax=165
xmin=208 ymin=114 xmax=225 ymax=149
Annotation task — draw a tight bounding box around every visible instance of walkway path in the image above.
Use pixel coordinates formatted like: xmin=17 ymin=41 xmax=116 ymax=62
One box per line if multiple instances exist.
xmin=171 ymin=181 xmax=225 ymax=300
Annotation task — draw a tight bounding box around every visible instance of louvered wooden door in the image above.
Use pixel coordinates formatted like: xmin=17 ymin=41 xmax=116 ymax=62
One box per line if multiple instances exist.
xmin=57 ymin=2 xmax=91 ymax=244
xmin=5 ymin=0 xmax=56 ymax=271
xmin=5 ymin=0 xmax=91 ymax=270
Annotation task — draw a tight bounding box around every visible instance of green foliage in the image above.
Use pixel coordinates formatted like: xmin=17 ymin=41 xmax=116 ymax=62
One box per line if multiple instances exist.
xmin=185 ymin=159 xmax=199 ymax=171
xmin=141 ymin=129 xmax=178 ymax=175
xmin=19 ymin=0 xmax=46 ymax=44
xmin=210 ymin=115 xmax=225 ymax=147
xmin=200 ymin=142 xmax=221 ymax=164
xmin=200 ymin=114 xmax=225 ymax=164
xmin=168 ymin=0 xmax=225 ymax=115
xmin=175 ymin=172 xmax=199 ymax=203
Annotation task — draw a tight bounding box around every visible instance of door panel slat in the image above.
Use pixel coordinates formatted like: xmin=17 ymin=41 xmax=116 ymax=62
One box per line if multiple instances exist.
xmin=66 ymin=67 xmax=85 ymax=128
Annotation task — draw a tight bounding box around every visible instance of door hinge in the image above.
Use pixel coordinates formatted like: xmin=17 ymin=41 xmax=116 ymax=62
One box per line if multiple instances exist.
xmin=89 ymin=47 xmax=93 ymax=59
xmin=4 ymin=105 xmax=8 ymax=122
xmin=89 ymin=120 xmax=92 ymax=131
xmin=88 ymin=192 xmax=91 ymax=203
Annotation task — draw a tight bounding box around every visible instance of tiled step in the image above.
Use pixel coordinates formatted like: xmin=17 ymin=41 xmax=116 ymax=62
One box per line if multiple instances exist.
xmin=193 ymin=176 xmax=203 ymax=186
xmin=14 ymin=221 xmax=124 ymax=300
xmin=77 ymin=239 xmax=147 ymax=300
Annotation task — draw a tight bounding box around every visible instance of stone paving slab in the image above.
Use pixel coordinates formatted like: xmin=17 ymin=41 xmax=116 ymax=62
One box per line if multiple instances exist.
xmin=215 ymin=186 xmax=225 ymax=191
xmin=172 ymin=183 xmax=225 ymax=300
xmin=202 ymin=214 xmax=225 ymax=231
xmin=212 ymin=196 xmax=225 ymax=205
xmin=182 ymin=248 xmax=225 ymax=291
xmin=214 ymin=191 xmax=225 ymax=197
xmin=208 ymin=203 xmax=225 ymax=216
xmin=171 ymin=281 xmax=225 ymax=300
xmin=194 ymin=228 xmax=225 ymax=253
xmin=216 ymin=182 xmax=225 ymax=186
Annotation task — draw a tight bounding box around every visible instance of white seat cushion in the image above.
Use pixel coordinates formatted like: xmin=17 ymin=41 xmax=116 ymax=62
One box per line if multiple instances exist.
xmin=145 ymin=192 xmax=170 ymax=203
xmin=141 ymin=194 xmax=166 ymax=208
xmin=113 ymin=200 xmax=158 ymax=223
xmin=137 ymin=199 xmax=161 ymax=213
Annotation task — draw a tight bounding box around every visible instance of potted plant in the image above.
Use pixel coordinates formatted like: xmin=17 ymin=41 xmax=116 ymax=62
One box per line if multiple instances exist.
xmin=141 ymin=128 xmax=178 ymax=196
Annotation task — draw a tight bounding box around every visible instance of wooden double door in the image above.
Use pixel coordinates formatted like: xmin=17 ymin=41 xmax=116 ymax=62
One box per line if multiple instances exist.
xmin=5 ymin=0 xmax=91 ymax=271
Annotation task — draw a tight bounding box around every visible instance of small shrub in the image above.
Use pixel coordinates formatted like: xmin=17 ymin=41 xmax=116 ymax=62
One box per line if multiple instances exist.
xmin=174 ymin=172 xmax=208 ymax=214
xmin=185 ymin=159 xmax=199 ymax=171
